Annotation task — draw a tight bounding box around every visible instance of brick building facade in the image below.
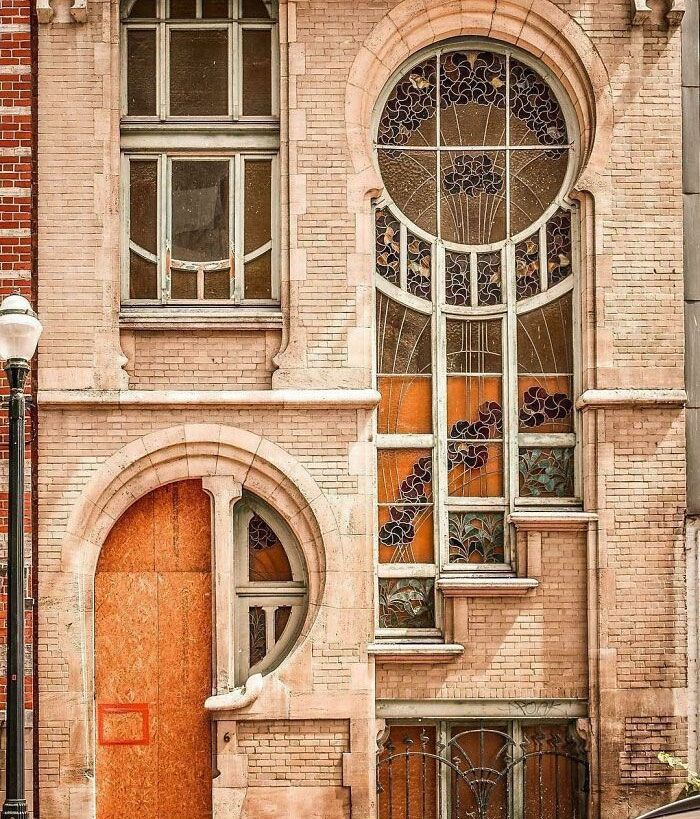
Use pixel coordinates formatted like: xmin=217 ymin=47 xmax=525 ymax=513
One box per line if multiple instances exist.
xmin=0 ymin=0 xmax=692 ymax=816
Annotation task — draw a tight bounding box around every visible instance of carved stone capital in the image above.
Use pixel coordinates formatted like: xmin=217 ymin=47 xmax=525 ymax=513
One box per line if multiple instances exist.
xmin=631 ymin=0 xmax=685 ymax=26
xmin=37 ymin=0 xmax=87 ymax=24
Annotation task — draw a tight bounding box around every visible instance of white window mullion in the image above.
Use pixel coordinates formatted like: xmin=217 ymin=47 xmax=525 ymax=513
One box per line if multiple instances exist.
xmin=160 ymin=153 xmax=170 ymax=303
xmin=539 ymin=221 xmax=548 ymax=293
xmin=504 ymin=242 xmax=518 ymax=519
xmin=234 ymin=154 xmax=244 ymax=303
xmin=399 ymin=222 xmax=408 ymax=291
xmin=435 ymin=243 xmax=449 ymax=575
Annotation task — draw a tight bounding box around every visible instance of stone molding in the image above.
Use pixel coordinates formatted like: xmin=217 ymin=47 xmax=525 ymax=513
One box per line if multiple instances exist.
xmin=576 ymin=388 xmax=687 ymax=410
xmin=508 ymin=511 xmax=598 ymax=531
xmin=367 ymin=642 xmax=464 ymax=664
xmin=38 ymin=388 xmax=381 ymax=409
xmin=630 ymin=0 xmax=685 ymax=26
xmin=37 ymin=0 xmax=87 ymax=24
xmin=436 ymin=577 xmax=539 ymax=597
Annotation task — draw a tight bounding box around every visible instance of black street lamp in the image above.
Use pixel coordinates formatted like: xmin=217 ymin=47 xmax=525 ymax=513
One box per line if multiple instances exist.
xmin=637 ymin=795 xmax=700 ymax=818
xmin=0 ymin=295 xmax=41 ymax=819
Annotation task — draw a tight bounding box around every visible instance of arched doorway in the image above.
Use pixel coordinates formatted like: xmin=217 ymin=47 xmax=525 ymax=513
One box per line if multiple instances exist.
xmin=95 ymin=479 xmax=213 ymax=819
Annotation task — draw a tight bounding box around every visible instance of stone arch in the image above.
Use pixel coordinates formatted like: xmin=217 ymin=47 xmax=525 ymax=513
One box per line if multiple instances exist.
xmin=55 ymin=424 xmax=335 ymax=814
xmin=345 ymin=0 xmax=614 ymax=195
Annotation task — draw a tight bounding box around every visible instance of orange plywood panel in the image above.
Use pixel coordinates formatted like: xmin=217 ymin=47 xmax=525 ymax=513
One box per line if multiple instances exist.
xmin=96 ymin=480 xmax=213 ymax=819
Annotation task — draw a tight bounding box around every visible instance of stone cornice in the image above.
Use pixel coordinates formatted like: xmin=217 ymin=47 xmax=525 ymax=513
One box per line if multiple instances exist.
xmin=37 ymin=388 xmax=381 ymax=409
xmin=367 ymin=642 xmax=464 ymax=664
xmin=508 ymin=511 xmax=598 ymax=532
xmin=631 ymin=0 xmax=685 ymax=26
xmin=576 ymin=388 xmax=687 ymax=410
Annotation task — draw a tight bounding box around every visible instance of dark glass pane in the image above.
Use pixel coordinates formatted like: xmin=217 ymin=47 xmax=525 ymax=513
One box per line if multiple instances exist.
xmin=510 ymin=148 xmax=568 ymax=237
xmin=445 ymin=251 xmax=470 ymax=306
xmin=169 ymin=29 xmax=228 ymax=116
xmin=516 ymin=231 xmax=541 ymax=300
xmin=376 ymin=293 xmax=432 ymax=375
xmin=129 ymin=253 xmax=158 ymax=299
xmin=439 ymin=50 xmax=506 ymax=147
xmin=244 ymin=159 xmax=272 ymax=253
xmin=126 ymin=29 xmax=157 ymax=116
xmin=242 ymin=28 xmax=272 ymax=116
xmin=204 ymin=269 xmax=231 ymax=300
xmin=129 ymin=160 xmax=158 ymax=254
xmin=170 ymin=269 xmax=197 ymax=299
xmin=509 ymin=58 xmax=568 ymax=147
xmin=441 ymin=150 xmax=506 ymax=245
xmin=242 ymin=0 xmax=272 ymax=17
xmin=248 ymin=514 xmax=292 ymax=582
xmin=406 ymin=231 xmax=431 ymax=300
xmin=448 ymin=512 xmax=505 ymax=564
xmin=377 ymin=150 xmax=437 ymax=236
xmin=375 ymin=208 xmax=400 ymax=286
xmin=519 ymin=447 xmax=575 ymax=498
xmin=476 ymin=250 xmax=501 ymax=305
xmin=446 ymin=319 xmax=502 ymax=374
xmin=202 ymin=0 xmax=229 ymax=16
xmin=378 ymin=57 xmax=437 ymax=148
xmin=378 ymin=578 xmax=435 ymax=629
xmin=517 ymin=293 xmax=573 ymax=374
xmin=377 ymin=727 xmax=438 ymax=819
xmin=274 ymin=606 xmax=291 ymax=642
xmin=245 ymin=252 xmax=272 ymax=299
xmin=171 ymin=160 xmax=229 ymax=262
xmin=249 ymin=607 xmax=267 ymax=667
xmin=126 ymin=0 xmax=157 ymax=18
xmin=168 ymin=0 xmax=196 ymax=16
xmin=547 ymin=208 xmax=572 ymax=286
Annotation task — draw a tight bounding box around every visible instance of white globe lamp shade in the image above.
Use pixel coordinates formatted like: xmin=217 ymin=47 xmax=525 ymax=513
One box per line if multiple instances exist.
xmin=0 ymin=294 xmax=42 ymax=363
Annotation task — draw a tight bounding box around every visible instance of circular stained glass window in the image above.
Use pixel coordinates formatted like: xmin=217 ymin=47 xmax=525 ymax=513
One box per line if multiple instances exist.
xmin=376 ymin=47 xmax=572 ymax=247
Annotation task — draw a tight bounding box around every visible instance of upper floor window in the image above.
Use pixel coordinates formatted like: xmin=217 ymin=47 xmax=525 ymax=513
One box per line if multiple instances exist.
xmin=374 ymin=43 xmax=579 ymax=635
xmin=121 ymin=0 xmax=279 ymax=307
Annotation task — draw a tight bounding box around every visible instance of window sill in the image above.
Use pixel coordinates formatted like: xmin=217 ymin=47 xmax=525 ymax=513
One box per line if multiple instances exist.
xmin=367 ymin=641 xmax=464 ymax=664
xmin=119 ymin=306 xmax=283 ymax=331
xmin=436 ymin=577 xmax=539 ymax=597
xmin=508 ymin=510 xmax=597 ymax=531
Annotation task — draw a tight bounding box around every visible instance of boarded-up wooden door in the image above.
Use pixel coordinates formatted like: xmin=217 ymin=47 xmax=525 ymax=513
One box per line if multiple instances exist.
xmin=95 ymin=480 xmax=213 ymax=819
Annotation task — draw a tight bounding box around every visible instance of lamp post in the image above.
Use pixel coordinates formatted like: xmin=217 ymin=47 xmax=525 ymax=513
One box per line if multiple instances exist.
xmin=0 ymin=295 xmax=41 ymax=819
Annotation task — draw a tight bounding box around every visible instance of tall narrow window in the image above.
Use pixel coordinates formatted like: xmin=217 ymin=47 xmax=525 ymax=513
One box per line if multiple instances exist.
xmin=374 ymin=44 xmax=578 ymax=635
xmin=121 ymin=0 xmax=279 ymax=306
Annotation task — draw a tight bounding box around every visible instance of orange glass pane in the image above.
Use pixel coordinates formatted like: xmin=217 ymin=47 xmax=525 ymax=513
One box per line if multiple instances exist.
xmin=448 ymin=443 xmax=503 ymax=497
xmin=378 ymin=505 xmax=433 ymax=564
xmin=377 ymin=726 xmax=438 ymax=819
xmin=518 ymin=375 xmax=573 ymax=433
xmin=378 ymin=375 xmax=432 ymax=434
xmin=248 ymin=514 xmax=292 ymax=582
xmin=447 ymin=375 xmax=502 ymax=433
xmin=377 ymin=449 xmax=432 ymax=505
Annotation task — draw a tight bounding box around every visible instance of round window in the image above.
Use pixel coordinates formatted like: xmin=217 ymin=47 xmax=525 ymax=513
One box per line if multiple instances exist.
xmin=376 ymin=47 xmax=572 ymax=247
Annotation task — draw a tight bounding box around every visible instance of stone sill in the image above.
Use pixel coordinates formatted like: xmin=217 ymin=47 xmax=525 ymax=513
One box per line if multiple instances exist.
xmin=436 ymin=577 xmax=538 ymax=597
xmin=367 ymin=642 xmax=464 ymax=664
xmin=576 ymin=388 xmax=686 ymax=410
xmin=119 ymin=306 xmax=283 ymax=331
xmin=508 ymin=510 xmax=598 ymax=532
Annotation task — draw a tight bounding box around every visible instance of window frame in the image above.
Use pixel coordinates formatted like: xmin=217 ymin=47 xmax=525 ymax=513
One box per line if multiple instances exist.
xmin=372 ymin=40 xmax=583 ymax=639
xmin=119 ymin=0 xmax=281 ymax=308
xmin=232 ymin=495 xmax=308 ymax=685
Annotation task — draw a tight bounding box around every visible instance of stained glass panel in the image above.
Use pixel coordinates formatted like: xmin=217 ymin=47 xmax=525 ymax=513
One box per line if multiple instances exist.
xmin=378 ymin=578 xmax=435 ymax=629
xmin=547 ymin=209 xmax=573 ymax=286
xmin=510 ymin=149 xmax=569 ymax=237
xmin=476 ymin=251 xmax=502 ymax=305
xmin=439 ymin=51 xmax=506 ymax=147
xmin=378 ymin=58 xmax=437 ymax=148
xmin=406 ymin=231 xmax=431 ymax=299
xmin=445 ymin=251 xmax=470 ymax=306
xmin=377 ymin=449 xmax=432 ymax=505
xmin=515 ymin=231 xmax=541 ymax=299
xmin=509 ymin=58 xmax=568 ymax=148
xmin=378 ymin=150 xmax=438 ymax=236
xmin=375 ymin=209 xmax=401 ymax=286
xmin=249 ymin=606 xmax=266 ymax=667
xmin=440 ymin=150 xmax=506 ymax=245
xmin=248 ymin=514 xmax=293 ymax=582
xmin=448 ymin=512 xmax=505 ymax=564
xmin=446 ymin=319 xmax=502 ymax=375
xmin=519 ymin=447 xmax=574 ymax=498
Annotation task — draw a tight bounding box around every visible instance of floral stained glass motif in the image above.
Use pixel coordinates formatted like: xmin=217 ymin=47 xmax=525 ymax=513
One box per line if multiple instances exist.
xmin=376 ymin=293 xmax=432 ymax=435
xmin=448 ymin=512 xmax=505 ymax=564
xmin=515 ymin=232 xmax=541 ymax=299
xmin=377 ymin=450 xmax=433 ymax=564
xmin=441 ymin=151 xmax=506 ymax=245
xmin=249 ymin=606 xmax=266 ymax=667
xmin=376 ymin=208 xmax=401 ymax=286
xmin=378 ymin=578 xmax=435 ymax=629
xmin=248 ymin=514 xmax=293 ymax=582
xmin=407 ymin=231 xmax=431 ymax=299
xmin=476 ymin=251 xmax=502 ymax=305
xmin=445 ymin=251 xmax=470 ymax=306
xmin=517 ymin=293 xmax=573 ymax=433
xmin=547 ymin=209 xmax=572 ymax=286
xmin=378 ymin=59 xmax=438 ymax=148
xmin=519 ymin=447 xmax=574 ymax=497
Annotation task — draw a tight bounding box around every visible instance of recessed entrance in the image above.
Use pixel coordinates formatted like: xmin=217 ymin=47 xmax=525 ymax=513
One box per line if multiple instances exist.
xmin=95 ymin=479 xmax=213 ymax=819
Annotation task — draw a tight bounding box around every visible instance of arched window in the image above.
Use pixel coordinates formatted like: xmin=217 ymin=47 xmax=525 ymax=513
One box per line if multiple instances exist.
xmin=374 ymin=43 xmax=578 ymax=635
xmin=232 ymin=495 xmax=307 ymax=683
xmin=120 ymin=0 xmax=279 ymax=307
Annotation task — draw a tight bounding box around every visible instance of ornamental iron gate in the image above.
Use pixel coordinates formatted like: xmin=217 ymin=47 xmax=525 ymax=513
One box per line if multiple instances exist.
xmin=377 ymin=723 xmax=588 ymax=819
